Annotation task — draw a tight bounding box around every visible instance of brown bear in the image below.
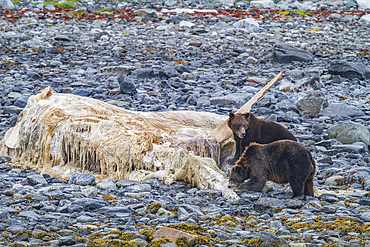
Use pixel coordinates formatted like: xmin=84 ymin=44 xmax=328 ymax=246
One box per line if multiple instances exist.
xmin=227 ymin=112 xmax=297 ymax=163
xmin=229 ymin=140 xmax=315 ymax=199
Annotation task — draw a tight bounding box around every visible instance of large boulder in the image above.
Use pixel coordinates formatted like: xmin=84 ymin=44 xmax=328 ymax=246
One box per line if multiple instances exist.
xmin=272 ymin=45 xmax=313 ymax=64
xmin=357 ymin=0 xmax=370 ymax=10
xmin=328 ymin=60 xmax=370 ymax=80
xmin=320 ymin=103 xmax=364 ymax=120
xmin=296 ymin=91 xmax=328 ymax=117
xmin=0 ymin=0 xmax=14 ymax=9
xmin=327 ymin=122 xmax=370 ymax=146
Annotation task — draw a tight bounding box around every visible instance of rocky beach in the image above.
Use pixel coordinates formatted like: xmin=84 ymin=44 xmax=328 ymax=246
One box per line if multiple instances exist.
xmin=1 ymin=0 xmax=370 ymax=246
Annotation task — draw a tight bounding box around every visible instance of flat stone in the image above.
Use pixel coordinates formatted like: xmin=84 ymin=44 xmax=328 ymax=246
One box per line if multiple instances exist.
xmin=328 ymin=60 xmax=370 ymax=79
xmin=272 ymin=45 xmax=313 ymax=63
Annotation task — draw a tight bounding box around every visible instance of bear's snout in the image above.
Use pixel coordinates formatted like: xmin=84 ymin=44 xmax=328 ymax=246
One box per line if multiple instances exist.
xmin=238 ymin=131 xmax=246 ymax=139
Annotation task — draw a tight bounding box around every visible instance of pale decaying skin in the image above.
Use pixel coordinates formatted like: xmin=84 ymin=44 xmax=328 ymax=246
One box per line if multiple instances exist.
xmin=0 ymin=87 xmax=239 ymax=201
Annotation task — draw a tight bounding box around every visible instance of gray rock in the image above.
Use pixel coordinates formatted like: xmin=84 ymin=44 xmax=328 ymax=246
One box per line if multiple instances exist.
xmin=126 ymin=183 xmax=151 ymax=192
xmin=58 ymin=236 xmax=77 ymax=246
xmin=0 ymin=163 xmax=11 ymax=172
xmin=210 ymin=92 xmax=253 ymax=108
xmin=296 ymin=91 xmax=328 ymax=117
xmin=325 ymin=175 xmax=344 ymax=186
xmin=233 ymin=18 xmax=260 ymax=31
xmin=249 ymin=0 xmax=275 ymax=9
xmin=328 ymin=122 xmax=370 ymax=145
xmin=320 ymin=103 xmax=364 ymax=120
xmin=135 ymin=69 xmax=156 ymax=79
xmin=96 ymin=180 xmax=118 ymax=190
xmin=118 ymin=76 xmax=137 ymax=96
xmin=359 ymin=14 xmax=370 ymax=26
xmin=7 ymin=225 xmax=25 ymax=234
xmin=2 ymin=105 xmax=23 ymax=115
xmin=328 ymin=13 xmax=343 ymax=21
xmin=360 ymin=212 xmax=370 ymax=221
xmin=69 ymin=173 xmax=96 ymax=186
xmin=116 ymin=179 xmax=138 ymax=188
xmin=357 ymin=0 xmax=370 ymax=10
xmin=272 ymin=45 xmax=313 ymax=63
xmin=328 ymin=60 xmax=370 ymax=80
xmin=0 ymin=0 xmax=14 ymax=9
xmin=27 ymin=174 xmax=48 ymax=186
xmin=161 ymin=66 xmax=181 ymax=78
xmin=331 ymin=142 xmax=368 ymax=153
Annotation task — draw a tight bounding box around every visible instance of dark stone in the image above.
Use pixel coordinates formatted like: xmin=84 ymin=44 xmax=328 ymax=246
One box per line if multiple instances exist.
xmin=58 ymin=236 xmax=77 ymax=246
xmin=27 ymin=71 xmax=42 ymax=80
xmin=118 ymin=76 xmax=137 ymax=96
xmin=328 ymin=60 xmax=370 ymax=80
xmin=272 ymin=44 xmax=313 ymax=63
xmin=315 ymin=139 xmax=342 ymax=148
xmin=72 ymin=88 xmax=92 ymax=97
xmin=211 ymin=58 xmax=227 ymax=65
xmin=359 ymin=199 xmax=370 ymax=206
xmin=54 ymin=35 xmax=72 ymax=42
xmin=175 ymin=64 xmax=191 ymax=74
xmin=136 ymin=69 xmax=156 ymax=79
xmin=71 ymin=198 xmax=109 ymax=210
xmin=166 ymin=16 xmax=184 ymax=24
xmin=14 ymin=96 xmax=29 ymax=108
xmin=0 ymin=163 xmax=11 ymax=172
xmin=160 ymin=66 xmax=181 ymax=79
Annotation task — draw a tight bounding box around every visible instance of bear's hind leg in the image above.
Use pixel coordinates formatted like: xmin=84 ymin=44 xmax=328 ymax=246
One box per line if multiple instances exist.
xmin=304 ymin=173 xmax=315 ymax=197
xmin=289 ymin=177 xmax=305 ymax=200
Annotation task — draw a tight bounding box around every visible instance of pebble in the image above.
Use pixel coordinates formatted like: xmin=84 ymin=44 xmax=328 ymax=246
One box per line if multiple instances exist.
xmin=0 ymin=0 xmax=370 ymax=246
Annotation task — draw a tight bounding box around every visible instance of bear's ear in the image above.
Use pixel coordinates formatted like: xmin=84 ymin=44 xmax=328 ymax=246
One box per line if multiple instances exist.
xmin=243 ymin=112 xmax=250 ymax=119
xmin=229 ymin=111 xmax=235 ymax=118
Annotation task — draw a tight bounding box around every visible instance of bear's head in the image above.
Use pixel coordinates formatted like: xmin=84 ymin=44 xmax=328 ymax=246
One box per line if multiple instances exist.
xmin=229 ymin=164 xmax=250 ymax=188
xmin=227 ymin=112 xmax=250 ymax=139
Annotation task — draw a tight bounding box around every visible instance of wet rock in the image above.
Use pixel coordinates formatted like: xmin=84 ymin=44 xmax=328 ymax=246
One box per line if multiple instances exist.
xmin=328 ymin=60 xmax=370 ymax=80
xmin=272 ymin=45 xmax=313 ymax=63
xmin=118 ymin=76 xmax=137 ymax=96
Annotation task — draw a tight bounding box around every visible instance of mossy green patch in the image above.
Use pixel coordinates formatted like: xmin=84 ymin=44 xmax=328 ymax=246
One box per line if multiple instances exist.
xmin=293 ymin=10 xmax=312 ymax=16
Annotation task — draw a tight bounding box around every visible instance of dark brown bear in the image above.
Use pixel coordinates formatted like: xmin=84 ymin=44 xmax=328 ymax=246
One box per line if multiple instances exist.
xmin=227 ymin=112 xmax=297 ymax=163
xmin=229 ymin=140 xmax=315 ymax=199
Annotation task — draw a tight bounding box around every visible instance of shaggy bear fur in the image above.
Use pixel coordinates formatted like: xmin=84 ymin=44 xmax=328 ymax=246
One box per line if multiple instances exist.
xmin=227 ymin=112 xmax=297 ymax=163
xmin=229 ymin=140 xmax=315 ymax=199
